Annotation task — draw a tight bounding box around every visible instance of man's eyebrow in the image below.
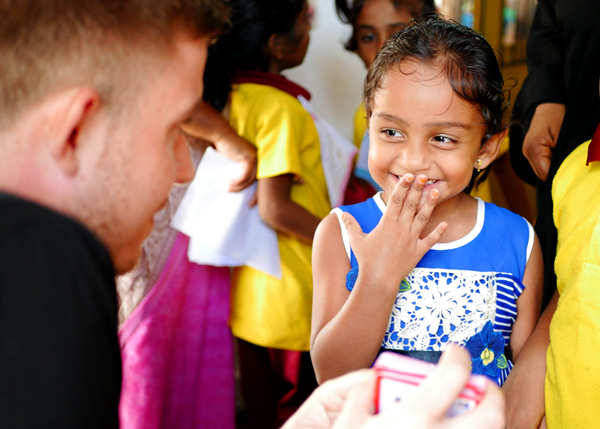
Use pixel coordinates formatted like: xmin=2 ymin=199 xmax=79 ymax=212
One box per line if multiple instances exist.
xmin=372 ymin=113 xmax=476 ymax=130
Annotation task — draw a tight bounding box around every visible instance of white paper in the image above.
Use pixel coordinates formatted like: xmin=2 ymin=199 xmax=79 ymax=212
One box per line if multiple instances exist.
xmin=171 ymin=147 xmax=281 ymax=279
xmin=297 ymin=95 xmax=357 ymax=208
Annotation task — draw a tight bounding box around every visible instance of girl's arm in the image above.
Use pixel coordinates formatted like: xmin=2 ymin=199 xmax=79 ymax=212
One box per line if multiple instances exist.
xmin=503 ymin=289 xmax=557 ymax=429
xmin=310 ymin=212 xmax=393 ymax=383
xmin=311 ymin=175 xmax=447 ymax=383
xmin=181 ymin=101 xmax=257 ymax=192
xmin=257 ymin=174 xmax=321 ymax=244
xmin=501 ymin=232 xmax=545 ymax=426
xmin=508 ymin=233 xmax=544 ymax=361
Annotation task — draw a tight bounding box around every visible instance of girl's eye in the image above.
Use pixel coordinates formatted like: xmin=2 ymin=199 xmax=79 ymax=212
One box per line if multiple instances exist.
xmin=359 ymin=34 xmax=376 ymax=43
xmin=432 ymin=135 xmax=455 ymax=144
xmin=382 ymin=129 xmax=402 ymax=138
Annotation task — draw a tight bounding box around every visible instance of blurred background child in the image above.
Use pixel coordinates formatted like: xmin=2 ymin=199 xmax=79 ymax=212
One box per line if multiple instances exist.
xmin=203 ymin=0 xmax=332 ymax=426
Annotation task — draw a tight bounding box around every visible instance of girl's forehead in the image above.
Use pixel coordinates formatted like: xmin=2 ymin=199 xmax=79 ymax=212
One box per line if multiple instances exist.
xmin=372 ymin=64 xmax=485 ymax=125
xmin=377 ymin=65 xmax=450 ymax=103
xmin=381 ymin=60 xmax=446 ymax=87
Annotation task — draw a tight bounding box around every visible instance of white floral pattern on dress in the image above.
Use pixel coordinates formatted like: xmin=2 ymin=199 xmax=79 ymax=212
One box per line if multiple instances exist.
xmin=382 ymin=267 xmax=498 ymax=351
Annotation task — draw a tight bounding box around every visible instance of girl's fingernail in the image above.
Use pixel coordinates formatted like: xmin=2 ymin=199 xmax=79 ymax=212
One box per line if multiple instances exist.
xmin=431 ymin=189 xmax=440 ymax=197
xmin=419 ymin=176 xmax=427 ymax=184
xmin=405 ymin=174 xmax=415 ymax=183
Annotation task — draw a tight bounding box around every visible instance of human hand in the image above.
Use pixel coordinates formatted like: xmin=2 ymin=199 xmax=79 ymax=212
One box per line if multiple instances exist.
xmin=366 ymin=344 xmax=505 ymax=429
xmin=214 ymin=132 xmax=257 ymax=192
xmin=180 ymin=101 xmax=257 ymax=191
xmin=283 ymin=344 xmax=505 ymax=429
xmin=281 ymin=369 xmax=374 ymax=429
xmin=342 ymin=173 xmax=447 ymax=290
xmin=522 ymin=103 xmax=565 ymax=182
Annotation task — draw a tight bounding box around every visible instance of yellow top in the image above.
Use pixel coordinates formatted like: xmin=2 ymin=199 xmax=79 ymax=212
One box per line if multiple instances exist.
xmin=228 ymin=82 xmax=330 ymax=351
xmin=353 ymin=102 xmax=367 ymax=149
xmin=547 ymin=139 xmax=600 ymax=428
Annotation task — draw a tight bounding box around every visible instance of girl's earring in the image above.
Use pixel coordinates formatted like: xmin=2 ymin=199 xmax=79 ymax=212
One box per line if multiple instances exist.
xmin=476 ymin=158 xmax=482 ymax=172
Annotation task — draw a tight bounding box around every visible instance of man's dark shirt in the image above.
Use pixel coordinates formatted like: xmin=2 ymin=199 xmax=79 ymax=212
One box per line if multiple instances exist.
xmin=0 ymin=193 xmax=121 ymax=428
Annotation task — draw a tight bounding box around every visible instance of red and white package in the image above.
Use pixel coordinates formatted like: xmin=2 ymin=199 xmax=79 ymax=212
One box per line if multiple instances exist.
xmin=373 ymin=351 xmax=485 ymax=417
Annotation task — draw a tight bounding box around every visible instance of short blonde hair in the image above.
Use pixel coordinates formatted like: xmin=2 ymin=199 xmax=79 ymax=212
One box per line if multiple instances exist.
xmin=0 ymin=0 xmax=229 ymax=125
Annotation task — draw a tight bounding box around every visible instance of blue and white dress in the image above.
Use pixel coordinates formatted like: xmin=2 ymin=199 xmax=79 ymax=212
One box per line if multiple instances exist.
xmin=333 ymin=193 xmax=534 ymax=385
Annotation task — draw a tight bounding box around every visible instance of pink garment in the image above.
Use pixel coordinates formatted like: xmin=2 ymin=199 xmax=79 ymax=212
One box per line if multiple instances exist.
xmin=119 ymin=233 xmax=235 ymax=429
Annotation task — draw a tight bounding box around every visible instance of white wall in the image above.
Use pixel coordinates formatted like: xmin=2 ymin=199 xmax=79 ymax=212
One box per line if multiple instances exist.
xmin=285 ymin=0 xmax=367 ymax=141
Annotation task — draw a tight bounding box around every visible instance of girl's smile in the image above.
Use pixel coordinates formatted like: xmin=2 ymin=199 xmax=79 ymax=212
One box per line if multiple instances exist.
xmin=391 ymin=173 xmax=438 ymax=188
xmin=391 ymin=173 xmax=438 ymax=185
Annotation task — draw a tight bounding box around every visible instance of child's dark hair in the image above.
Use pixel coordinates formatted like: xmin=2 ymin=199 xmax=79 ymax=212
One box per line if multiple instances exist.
xmin=335 ymin=0 xmax=436 ymax=52
xmin=363 ymin=14 xmax=508 ymax=193
xmin=203 ymin=0 xmax=306 ymax=111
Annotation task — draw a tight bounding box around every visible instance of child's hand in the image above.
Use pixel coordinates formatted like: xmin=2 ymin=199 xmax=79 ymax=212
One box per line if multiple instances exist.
xmin=342 ymin=173 xmax=447 ymax=290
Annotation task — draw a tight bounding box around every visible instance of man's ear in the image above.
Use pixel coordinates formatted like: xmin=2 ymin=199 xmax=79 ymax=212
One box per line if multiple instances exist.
xmin=476 ymin=127 xmax=509 ymax=170
xmin=45 ymin=87 xmax=101 ymax=177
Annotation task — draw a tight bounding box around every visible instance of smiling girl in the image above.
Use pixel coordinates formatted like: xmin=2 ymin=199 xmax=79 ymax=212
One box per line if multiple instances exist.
xmin=310 ymin=15 xmax=543 ymax=389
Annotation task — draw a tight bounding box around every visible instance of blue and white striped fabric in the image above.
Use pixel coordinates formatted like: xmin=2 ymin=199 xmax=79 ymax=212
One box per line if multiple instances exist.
xmin=334 ymin=193 xmax=533 ymax=385
xmin=494 ymin=273 xmax=524 ymax=342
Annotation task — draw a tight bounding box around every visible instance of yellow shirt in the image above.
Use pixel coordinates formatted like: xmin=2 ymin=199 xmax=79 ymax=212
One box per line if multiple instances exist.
xmin=353 ymin=103 xmax=367 ymax=150
xmin=547 ymin=139 xmax=600 ymax=428
xmin=229 ymin=82 xmax=330 ymax=351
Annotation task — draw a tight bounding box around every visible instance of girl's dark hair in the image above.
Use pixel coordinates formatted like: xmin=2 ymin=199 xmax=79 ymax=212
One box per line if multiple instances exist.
xmin=203 ymin=0 xmax=306 ymax=111
xmin=364 ymin=14 xmax=509 ymax=193
xmin=335 ymin=0 xmax=436 ymax=52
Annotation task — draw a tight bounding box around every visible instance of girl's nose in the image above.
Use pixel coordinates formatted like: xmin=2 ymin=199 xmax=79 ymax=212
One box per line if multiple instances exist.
xmin=399 ymin=140 xmax=430 ymax=172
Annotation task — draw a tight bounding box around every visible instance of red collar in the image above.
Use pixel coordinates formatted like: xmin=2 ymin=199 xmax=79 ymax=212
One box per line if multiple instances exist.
xmin=586 ymin=122 xmax=600 ymax=165
xmin=232 ymin=70 xmax=311 ymax=101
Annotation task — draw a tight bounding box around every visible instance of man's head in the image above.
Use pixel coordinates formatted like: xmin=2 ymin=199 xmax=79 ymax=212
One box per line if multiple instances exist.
xmin=0 ymin=0 xmax=228 ymax=273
